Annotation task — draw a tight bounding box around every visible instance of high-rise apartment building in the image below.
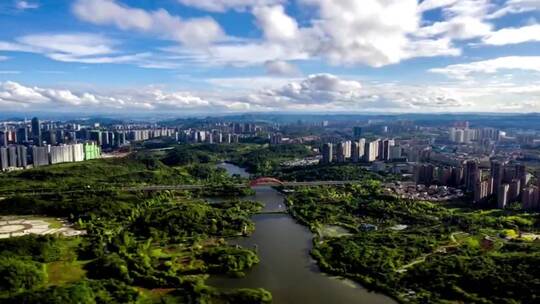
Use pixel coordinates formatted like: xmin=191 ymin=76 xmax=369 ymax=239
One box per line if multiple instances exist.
xmin=321 ymin=143 xmax=333 ymax=164
xmin=491 ymin=160 xmax=505 ymax=196
xmin=17 ymin=127 xmax=28 ymax=144
xmin=474 ymin=178 xmax=492 ymax=203
xmin=31 ymin=117 xmax=41 ymax=146
xmin=336 ymin=142 xmax=346 ymax=163
xmin=351 ymin=141 xmax=360 ymax=162
xmin=522 ymin=187 xmax=539 ymax=210
xmin=0 ymin=147 xmax=8 ymax=170
xmin=498 ymin=184 xmax=510 ymax=209
xmin=465 ymin=160 xmax=480 ymax=192
xmin=364 ymin=140 xmax=379 ymax=162
xmin=382 ymin=139 xmax=395 ymax=161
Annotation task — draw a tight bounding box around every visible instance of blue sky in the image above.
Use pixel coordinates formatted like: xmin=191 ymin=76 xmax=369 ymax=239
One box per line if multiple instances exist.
xmin=0 ymin=0 xmax=539 ymax=114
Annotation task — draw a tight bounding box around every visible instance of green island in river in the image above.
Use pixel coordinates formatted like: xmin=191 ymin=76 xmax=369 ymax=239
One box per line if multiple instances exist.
xmin=0 ymin=143 xmax=538 ymax=303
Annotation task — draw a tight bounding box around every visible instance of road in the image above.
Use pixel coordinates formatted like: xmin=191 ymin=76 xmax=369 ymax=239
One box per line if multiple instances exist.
xmin=123 ymin=180 xmax=362 ymax=191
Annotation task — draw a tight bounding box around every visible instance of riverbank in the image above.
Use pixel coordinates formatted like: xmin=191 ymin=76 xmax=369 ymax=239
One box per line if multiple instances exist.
xmin=210 ymin=163 xmax=395 ymax=304
xmin=286 ymin=184 xmax=540 ymax=303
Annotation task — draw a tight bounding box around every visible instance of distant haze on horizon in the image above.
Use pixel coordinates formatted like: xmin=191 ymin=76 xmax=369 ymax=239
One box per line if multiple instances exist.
xmin=0 ymin=0 xmax=539 ymax=114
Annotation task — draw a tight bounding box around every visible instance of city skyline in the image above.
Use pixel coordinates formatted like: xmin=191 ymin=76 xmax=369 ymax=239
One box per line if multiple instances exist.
xmin=0 ymin=0 xmax=539 ymax=114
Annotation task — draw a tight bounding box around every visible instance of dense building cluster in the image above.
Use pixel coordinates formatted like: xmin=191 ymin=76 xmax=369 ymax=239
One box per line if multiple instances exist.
xmin=0 ymin=117 xmax=104 ymax=171
xmin=298 ymin=118 xmax=540 ymax=209
xmin=413 ymin=160 xmax=538 ymax=209
xmin=0 ymin=119 xmax=270 ymax=171
xmin=320 ymin=139 xmax=398 ymax=164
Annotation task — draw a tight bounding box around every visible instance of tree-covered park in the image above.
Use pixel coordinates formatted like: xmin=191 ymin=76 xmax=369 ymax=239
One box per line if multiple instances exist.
xmin=286 ymin=183 xmax=540 ymax=303
xmin=0 ymin=145 xmax=273 ymax=303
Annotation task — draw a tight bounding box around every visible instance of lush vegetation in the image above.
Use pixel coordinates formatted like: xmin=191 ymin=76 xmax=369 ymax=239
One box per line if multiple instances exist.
xmin=228 ymin=144 xmax=312 ymax=175
xmin=277 ymin=163 xmax=383 ymax=182
xmin=287 ymin=183 xmax=540 ymax=303
xmin=0 ymin=147 xmax=273 ymax=303
xmin=0 ymin=147 xmax=254 ymax=198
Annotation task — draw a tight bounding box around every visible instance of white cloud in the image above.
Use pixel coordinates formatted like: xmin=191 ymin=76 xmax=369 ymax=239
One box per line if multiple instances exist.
xmin=265 ymin=73 xmax=363 ymax=104
xmin=168 ymin=0 xmax=460 ymax=68
xmin=417 ymin=0 xmax=493 ymax=40
xmin=0 ymin=81 xmax=50 ymax=105
xmin=488 ymin=0 xmax=540 ymax=19
xmin=418 ymin=0 xmax=459 ymax=12
xmin=72 ymin=0 xmax=225 ymax=47
xmin=0 ymin=33 xmax=118 ymax=61
xmin=177 ymin=0 xmax=284 ymax=12
xmin=483 ymin=24 xmax=540 ymax=45
xmin=0 ymin=71 xmax=20 ymax=74
xmin=0 ymin=56 xmax=9 ymax=61
xmin=16 ymin=33 xmax=115 ymax=56
xmin=0 ymin=81 xmax=245 ymax=112
xmin=1 ymin=74 xmax=539 ymax=113
xmin=298 ymin=0 xmax=422 ymax=66
xmin=57 ymin=0 xmax=534 ymax=69
xmin=46 ymin=52 xmax=151 ymax=65
xmin=240 ymin=74 xmax=476 ymax=111
xmin=0 ymin=33 xmax=182 ymax=68
xmin=417 ymin=16 xmax=492 ymax=40
xmin=241 ymin=74 xmax=540 ymax=112
xmin=215 ymin=0 xmax=459 ymax=67
xmin=405 ymin=38 xmax=461 ymax=58
xmin=264 ymin=60 xmax=300 ymax=76
xmin=164 ymin=42 xmax=309 ymax=66
xmin=2 ymin=0 xmax=538 ymax=73
xmin=15 ymin=1 xmax=39 ymax=10
xmin=253 ymin=5 xmax=299 ymax=42
xmin=430 ymin=56 xmax=540 ymax=79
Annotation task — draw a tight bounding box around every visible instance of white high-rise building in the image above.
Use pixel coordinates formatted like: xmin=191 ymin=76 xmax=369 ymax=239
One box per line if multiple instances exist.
xmin=364 ymin=140 xmax=379 ymax=162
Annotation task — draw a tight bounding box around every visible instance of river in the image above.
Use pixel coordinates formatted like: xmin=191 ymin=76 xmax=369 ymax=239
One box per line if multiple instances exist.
xmin=208 ymin=163 xmax=395 ymax=304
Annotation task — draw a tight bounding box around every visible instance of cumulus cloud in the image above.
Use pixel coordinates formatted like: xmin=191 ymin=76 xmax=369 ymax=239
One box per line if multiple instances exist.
xmin=253 ymin=5 xmax=299 ymax=42
xmin=264 ymin=60 xmax=300 ymax=76
xmin=417 ymin=17 xmax=492 ymax=40
xmin=177 ymin=0 xmax=284 ymax=12
xmin=0 ymin=81 xmax=247 ymax=112
xmin=296 ymin=0 xmax=430 ymax=66
xmin=0 ymin=81 xmax=50 ymax=105
xmin=243 ymin=74 xmax=540 ymax=112
xmin=3 ymin=0 xmax=533 ymax=70
xmin=417 ymin=0 xmax=493 ymax=40
xmin=241 ymin=73 xmax=474 ymax=111
xmin=0 ymin=81 xmax=196 ymax=110
xmin=483 ymin=24 xmax=540 ymax=45
xmin=173 ymin=0 xmax=460 ymax=68
xmin=2 ymin=74 xmax=540 ymax=113
xmin=260 ymin=74 xmax=363 ymax=104
xmin=430 ymin=56 xmax=540 ymax=79
xmin=72 ymin=0 xmax=224 ymax=47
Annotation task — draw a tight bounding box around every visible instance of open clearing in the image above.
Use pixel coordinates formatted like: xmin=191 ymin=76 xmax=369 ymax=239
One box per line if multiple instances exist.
xmin=0 ymin=216 xmax=86 ymax=239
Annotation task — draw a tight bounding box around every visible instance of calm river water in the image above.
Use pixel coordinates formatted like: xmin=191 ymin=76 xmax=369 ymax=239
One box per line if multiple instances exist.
xmin=208 ymin=163 xmax=395 ymax=304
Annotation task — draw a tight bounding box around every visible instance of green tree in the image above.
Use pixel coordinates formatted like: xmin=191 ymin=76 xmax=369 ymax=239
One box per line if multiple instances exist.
xmin=0 ymin=257 xmax=45 ymax=293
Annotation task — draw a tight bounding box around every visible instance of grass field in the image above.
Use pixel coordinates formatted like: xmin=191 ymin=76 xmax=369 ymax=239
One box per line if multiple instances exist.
xmin=46 ymin=260 xmax=88 ymax=286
